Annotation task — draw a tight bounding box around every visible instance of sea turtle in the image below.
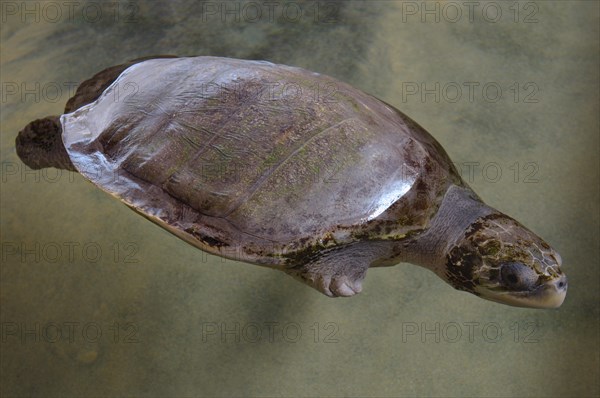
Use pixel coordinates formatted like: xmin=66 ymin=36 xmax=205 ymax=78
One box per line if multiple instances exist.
xmin=16 ymin=56 xmax=567 ymax=308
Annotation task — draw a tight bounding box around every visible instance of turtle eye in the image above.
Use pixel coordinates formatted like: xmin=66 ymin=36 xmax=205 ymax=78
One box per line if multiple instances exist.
xmin=500 ymin=262 xmax=538 ymax=291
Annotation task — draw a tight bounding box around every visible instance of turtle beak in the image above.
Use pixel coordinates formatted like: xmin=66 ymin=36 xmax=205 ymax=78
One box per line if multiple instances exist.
xmin=520 ymin=274 xmax=568 ymax=308
xmin=476 ymin=274 xmax=568 ymax=309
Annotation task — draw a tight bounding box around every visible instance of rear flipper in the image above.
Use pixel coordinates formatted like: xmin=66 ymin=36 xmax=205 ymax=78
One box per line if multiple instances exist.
xmin=16 ymin=55 xmax=179 ymax=172
xmin=15 ymin=116 xmax=76 ymax=171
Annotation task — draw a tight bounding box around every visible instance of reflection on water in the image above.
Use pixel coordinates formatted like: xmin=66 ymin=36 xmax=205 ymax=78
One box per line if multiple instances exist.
xmin=1 ymin=1 xmax=598 ymax=397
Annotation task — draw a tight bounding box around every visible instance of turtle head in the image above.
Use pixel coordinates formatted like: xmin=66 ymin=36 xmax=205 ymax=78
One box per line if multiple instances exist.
xmin=445 ymin=213 xmax=567 ymax=308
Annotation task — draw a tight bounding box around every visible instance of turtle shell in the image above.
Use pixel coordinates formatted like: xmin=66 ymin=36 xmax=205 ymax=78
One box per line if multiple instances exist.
xmin=61 ymin=57 xmax=462 ymax=266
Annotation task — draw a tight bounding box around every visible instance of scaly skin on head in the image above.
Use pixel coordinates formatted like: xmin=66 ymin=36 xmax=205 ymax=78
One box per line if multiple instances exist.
xmin=446 ymin=213 xmax=567 ymax=308
xmin=397 ymin=184 xmax=567 ymax=308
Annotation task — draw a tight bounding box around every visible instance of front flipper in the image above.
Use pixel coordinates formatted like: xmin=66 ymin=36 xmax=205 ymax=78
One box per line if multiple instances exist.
xmin=286 ymin=266 xmax=367 ymax=297
xmin=283 ymin=242 xmax=390 ymax=297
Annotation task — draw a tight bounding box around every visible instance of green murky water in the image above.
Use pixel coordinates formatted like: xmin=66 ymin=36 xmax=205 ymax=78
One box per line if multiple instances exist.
xmin=1 ymin=1 xmax=598 ymax=396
